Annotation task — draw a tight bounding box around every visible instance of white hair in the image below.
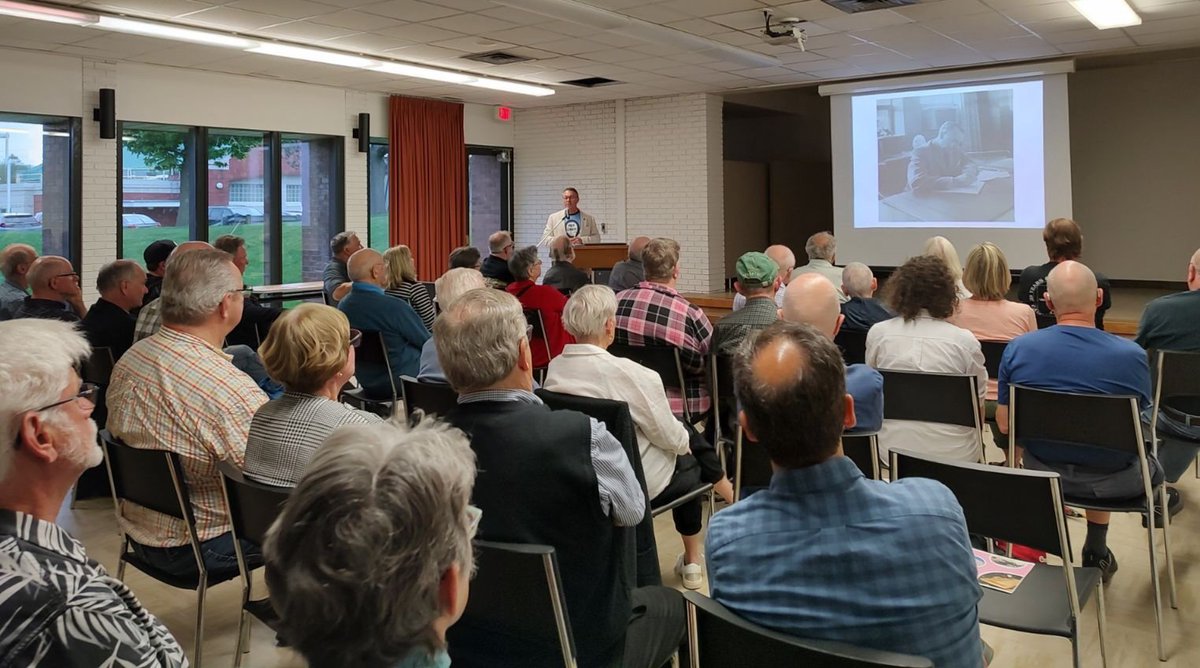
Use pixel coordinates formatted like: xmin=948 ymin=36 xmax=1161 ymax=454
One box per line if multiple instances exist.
xmin=160 ymin=248 xmax=240 ymax=326
xmin=805 ymin=232 xmax=836 ymax=262
xmin=434 ymin=289 xmax=526 ymax=393
xmin=0 ymin=319 xmax=90 ymax=481
xmin=562 ymin=285 xmax=617 ymax=339
xmin=923 ymin=236 xmax=964 ymax=281
xmin=434 ymin=268 xmax=487 ymax=310
xmin=842 ymin=262 xmax=874 ymax=298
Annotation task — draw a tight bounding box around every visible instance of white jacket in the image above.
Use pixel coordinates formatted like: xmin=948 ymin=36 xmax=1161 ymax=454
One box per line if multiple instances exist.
xmin=539 ymin=208 xmax=601 ymax=246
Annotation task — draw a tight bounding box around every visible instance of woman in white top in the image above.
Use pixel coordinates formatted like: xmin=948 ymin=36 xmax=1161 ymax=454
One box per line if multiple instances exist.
xmin=868 ymin=255 xmax=987 ymax=464
xmin=543 ymin=285 xmax=733 ymax=590
xmin=924 ymin=236 xmax=972 ymax=300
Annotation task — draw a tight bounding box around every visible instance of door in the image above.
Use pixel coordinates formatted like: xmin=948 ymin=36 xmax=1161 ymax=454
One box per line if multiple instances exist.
xmin=466 ymin=145 xmax=512 ymax=256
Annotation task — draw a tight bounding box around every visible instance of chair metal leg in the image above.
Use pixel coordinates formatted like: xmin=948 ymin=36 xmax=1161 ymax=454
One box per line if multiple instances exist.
xmin=1096 ymin=580 xmax=1109 ymax=668
xmin=1160 ymin=484 xmax=1178 ymax=610
xmin=116 ymin=557 xmax=127 ymax=581
xmin=1071 ymin=632 xmax=1081 ymax=668
xmin=1146 ymin=518 xmax=1166 ymax=662
xmin=234 ymin=609 xmax=248 ymax=668
xmin=195 ymin=580 xmax=207 ymax=668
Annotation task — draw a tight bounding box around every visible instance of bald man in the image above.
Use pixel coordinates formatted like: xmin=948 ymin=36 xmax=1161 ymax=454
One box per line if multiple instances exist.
xmin=0 ymin=243 xmax=36 ymax=319
xmin=791 ymin=232 xmax=847 ymax=302
xmin=609 ymin=236 xmax=650 ymax=292
xmin=781 ymin=273 xmax=883 ymax=433
xmin=731 ymin=244 xmax=796 ymax=311
xmin=997 ymin=261 xmax=1165 ymax=583
xmin=1136 ymin=247 xmax=1200 ymax=353
xmin=12 ymin=255 xmax=86 ymax=322
xmin=337 ymin=248 xmax=430 ymax=399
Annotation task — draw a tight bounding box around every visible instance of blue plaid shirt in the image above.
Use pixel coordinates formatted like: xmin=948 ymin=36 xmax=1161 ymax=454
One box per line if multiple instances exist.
xmin=706 ymin=457 xmax=983 ymax=667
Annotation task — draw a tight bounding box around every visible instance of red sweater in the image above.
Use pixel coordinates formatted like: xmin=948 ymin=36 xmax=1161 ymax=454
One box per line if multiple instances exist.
xmin=507 ymin=280 xmax=574 ymax=368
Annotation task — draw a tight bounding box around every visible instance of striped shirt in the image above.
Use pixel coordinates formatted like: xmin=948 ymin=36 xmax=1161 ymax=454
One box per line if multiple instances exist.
xmin=108 ymin=327 xmax=268 ymax=546
xmin=0 ymin=510 xmax=187 ymax=667
xmin=244 ymin=392 xmax=383 ymax=487
xmin=386 ymin=281 xmax=437 ymax=331
xmin=133 ymin=296 xmax=162 ymax=341
xmin=615 ymin=281 xmax=713 ymax=418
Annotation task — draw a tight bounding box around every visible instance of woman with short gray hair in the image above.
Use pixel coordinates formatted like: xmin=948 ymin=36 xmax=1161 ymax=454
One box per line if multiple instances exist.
xmin=505 ymin=245 xmax=572 ymax=369
xmin=544 ymin=285 xmax=734 ymax=590
xmin=265 ymin=418 xmax=478 ymax=668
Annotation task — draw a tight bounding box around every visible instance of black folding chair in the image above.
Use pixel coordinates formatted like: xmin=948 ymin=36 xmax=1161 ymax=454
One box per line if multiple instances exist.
xmin=891 ymin=449 xmax=1108 ymax=668
xmin=708 ymin=353 xmax=738 ymax=457
xmin=842 ymin=431 xmax=881 ymax=480
xmin=102 ymin=430 xmax=240 ymax=667
xmin=338 ymin=330 xmax=396 ymax=417
xmin=979 ymin=340 xmax=1008 ymax=380
xmin=447 ymin=541 xmax=577 ymax=668
xmin=217 ymin=462 xmax=291 ymax=668
xmin=1148 ymin=349 xmax=1200 ymax=481
xmin=75 ymin=346 xmax=117 ymax=502
xmin=1009 ymin=384 xmax=1175 ymax=661
xmin=525 ymin=308 xmax=553 ymax=383
xmin=610 ymin=342 xmax=695 ymax=423
xmin=834 ymin=328 xmax=869 ymax=366
xmin=878 ymin=369 xmax=984 ymax=463
xmin=400 ymin=375 xmax=459 ymax=419
xmin=684 ymin=591 xmax=932 ymax=667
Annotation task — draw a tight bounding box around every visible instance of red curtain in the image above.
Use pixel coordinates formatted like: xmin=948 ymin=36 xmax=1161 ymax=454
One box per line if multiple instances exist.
xmin=389 ymin=96 xmax=466 ymax=280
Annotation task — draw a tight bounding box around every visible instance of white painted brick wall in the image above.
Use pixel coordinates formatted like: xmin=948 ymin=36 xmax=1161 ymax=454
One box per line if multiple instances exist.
xmin=80 ymin=61 xmax=118 ymax=305
xmin=343 ymin=90 xmax=372 ymax=242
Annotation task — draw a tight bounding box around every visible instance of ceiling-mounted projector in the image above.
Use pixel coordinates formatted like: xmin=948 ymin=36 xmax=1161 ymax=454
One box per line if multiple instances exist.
xmin=761 ymin=10 xmax=808 ymax=51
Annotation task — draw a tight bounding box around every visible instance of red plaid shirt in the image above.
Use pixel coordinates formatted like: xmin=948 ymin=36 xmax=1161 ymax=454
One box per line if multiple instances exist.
xmin=615 ymin=281 xmax=713 ymax=418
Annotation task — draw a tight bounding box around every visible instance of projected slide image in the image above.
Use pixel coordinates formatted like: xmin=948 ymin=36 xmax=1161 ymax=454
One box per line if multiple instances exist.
xmin=875 ymin=90 xmax=1015 ymax=224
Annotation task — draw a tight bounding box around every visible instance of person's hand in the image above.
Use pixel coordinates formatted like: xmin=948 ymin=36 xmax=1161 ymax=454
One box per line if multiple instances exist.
xmin=961 ymin=164 xmax=978 ymax=181
xmin=56 ymin=275 xmax=82 ymax=299
xmin=569 ymin=236 xmax=584 ymax=246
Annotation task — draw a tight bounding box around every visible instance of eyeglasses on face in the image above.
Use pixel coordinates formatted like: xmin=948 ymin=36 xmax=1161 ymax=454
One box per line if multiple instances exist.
xmin=34 ymin=382 xmax=100 ymax=412
xmin=226 ymin=288 xmax=253 ymax=299
xmin=466 ymin=504 xmax=483 ymax=538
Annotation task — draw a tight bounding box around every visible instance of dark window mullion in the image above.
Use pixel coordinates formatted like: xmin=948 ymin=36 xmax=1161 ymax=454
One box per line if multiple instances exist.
xmin=267 ymin=131 xmax=283 ymax=285
xmin=193 ymin=126 xmax=208 ymax=242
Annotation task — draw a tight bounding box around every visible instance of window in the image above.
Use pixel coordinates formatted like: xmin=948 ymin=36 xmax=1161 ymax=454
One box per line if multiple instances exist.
xmin=120 ymin=123 xmax=195 ymax=261
xmin=229 ymin=181 xmax=264 ymax=202
xmin=368 ymin=141 xmax=389 ymax=251
xmin=208 ymin=130 xmax=269 ymax=286
xmin=0 ymin=114 xmax=79 ymax=264
xmin=281 ymin=134 xmax=342 ymax=283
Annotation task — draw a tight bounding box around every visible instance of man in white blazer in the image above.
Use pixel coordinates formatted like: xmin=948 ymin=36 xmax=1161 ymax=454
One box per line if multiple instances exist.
xmin=539 ymin=187 xmax=602 ymax=246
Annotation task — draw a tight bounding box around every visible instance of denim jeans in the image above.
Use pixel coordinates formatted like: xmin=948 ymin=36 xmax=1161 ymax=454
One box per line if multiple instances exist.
xmin=224 ymin=344 xmax=285 ymax=399
xmin=130 ymin=531 xmax=262 ymax=581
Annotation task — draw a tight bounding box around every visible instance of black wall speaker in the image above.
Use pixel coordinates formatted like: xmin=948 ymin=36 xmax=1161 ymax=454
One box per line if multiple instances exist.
xmin=352 ymin=112 xmax=370 ymax=153
xmin=94 ymin=88 xmax=116 ymax=139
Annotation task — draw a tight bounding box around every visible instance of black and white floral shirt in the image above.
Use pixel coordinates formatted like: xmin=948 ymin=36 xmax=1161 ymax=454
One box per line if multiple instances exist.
xmin=0 ymin=510 xmax=188 ymax=667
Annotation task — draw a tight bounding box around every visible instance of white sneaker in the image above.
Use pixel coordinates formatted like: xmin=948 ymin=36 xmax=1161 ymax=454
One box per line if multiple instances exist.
xmin=674 ymin=554 xmax=704 ymax=591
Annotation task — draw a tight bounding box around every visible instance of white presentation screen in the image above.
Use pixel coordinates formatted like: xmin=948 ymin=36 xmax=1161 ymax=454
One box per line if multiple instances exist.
xmin=825 ymin=68 xmax=1073 ymax=269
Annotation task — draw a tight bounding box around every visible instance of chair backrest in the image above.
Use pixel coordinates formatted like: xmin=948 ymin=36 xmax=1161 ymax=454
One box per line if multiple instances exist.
xmin=448 ymin=541 xmax=578 ymax=668
xmin=420 ymin=280 xmax=436 ymax=305
xmin=1153 ymin=349 xmax=1200 ymax=416
xmin=524 ymin=309 xmax=552 ymax=362
xmin=400 ymin=375 xmax=459 ymax=418
xmin=834 ymin=328 xmax=868 ymax=366
xmin=685 ymin=592 xmax=932 ymax=668
xmin=101 ymin=430 xmax=193 ymax=524
xmin=81 ymin=346 xmax=116 ymax=385
xmin=217 ymin=461 xmax=290 ymax=547
xmin=879 ymin=370 xmax=980 ymax=429
xmin=709 ymin=353 xmax=736 ymax=443
xmin=842 ymin=432 xmax=880 ymax=480
xmin=734 ymin=431 xmax=773 ymax=500
xmin=354 ymin=330 xmax=396 ymax=398
xmin=979 ymin=340 xmax=1008 ymax=380
xmin=1009 ymin=384 xmax=1144 ymax=456
xmin=609 ymin=343 xmax=686 ymax=392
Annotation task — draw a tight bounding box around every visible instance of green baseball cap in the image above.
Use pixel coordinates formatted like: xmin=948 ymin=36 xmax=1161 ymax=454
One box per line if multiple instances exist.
xmin=736 ymin=251 xmax=778 ymax=288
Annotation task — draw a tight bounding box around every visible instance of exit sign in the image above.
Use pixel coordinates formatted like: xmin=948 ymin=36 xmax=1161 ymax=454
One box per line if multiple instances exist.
xmin=496 ymin=106 xmax=513 ymax=122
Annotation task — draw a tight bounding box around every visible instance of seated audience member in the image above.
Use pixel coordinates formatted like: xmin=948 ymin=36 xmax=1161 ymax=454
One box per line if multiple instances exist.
xmin=1018 ymin=218 xmax=1112 ymax=329
xmin=839 ymin=262 xmax=892 ymax=333
xmin=949 ymin=243 xmax=1036 ymax=449
xmin=924 ymin=235 xmax=972 ymax=300
xmin=449 ymin=245 xmax=482 ymax=271
xmin=543 ymin=234 xmax=591 ymax=294
xmin=81 ymin=259 xmax=148 ymax=361
xmin=438 ymin=289 xmax=683 ymax=668
xmin=732 ymin=244 xmax=794 ymax=311
xmin=265 ymin=418 xmax=477 ymax=668
xmin=338 ymin=248 xmax=430 ymax=398
xmin=616 ymin=237 xmax=713 ymax=421
xmin=213 ymin=234 xmax=282 ymax=348
xmin=707 ymin=321 xmax=984 ymax=668
xmin=783 ymin=273 xmax=884 ymax=433
xmin=791 ymin=231 xmax=846 ymax=302
xmin=609 ymin=235 xmax=649 ymax=292
xmin=135 ymin=240 xmax=211 ymax=341
xmin=481 ymin=230 xmax=516 ymax=286
xmin=998 ymin=261 xmax=1167 ymax=582
xmin=0 ymin=243 xmax=35 ymax=319
xmin=12 ymin=255 xmax=87 ymax=321
xmin=244 ymin=304 xmax=382 ymax=487
xmin=383 ymin=244 xmax=437 ymax=330
xmin=1137 ymin=247 xmax=1200 ymax=353
xmin=419 ymin=268 xmax=487 ymax=384
xmin=107 ymin=248 xmax=268 ymax=579
xmin=714 ymin=251 xmax=780 ymax=355
xmin=507 ymin=245 xmax=572 ymax=369
xmin=141 ymin=239 xmax=175 ymax=305
xmin=867 ymin=255 xmax=986 ymax=463
xmin=324 ymin=231 xmax=363 ymax=305
xmin=545 ymin=285 xmax=735 ymax=590
xmin=0 ymin=319 xmax=187 ymax=667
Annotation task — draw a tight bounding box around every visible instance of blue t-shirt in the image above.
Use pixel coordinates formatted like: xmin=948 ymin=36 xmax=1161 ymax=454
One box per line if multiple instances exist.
xmin=998 ymin=325 xmax=1150 ymax=469
xmin=846 ymin=363 xmax=884 ymax=433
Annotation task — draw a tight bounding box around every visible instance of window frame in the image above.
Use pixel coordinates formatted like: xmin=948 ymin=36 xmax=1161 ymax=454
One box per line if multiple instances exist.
xmin=0 ymin=112 xmax=82 ymax=269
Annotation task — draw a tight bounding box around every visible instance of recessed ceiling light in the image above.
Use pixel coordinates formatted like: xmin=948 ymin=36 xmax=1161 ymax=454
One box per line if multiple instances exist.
xmin=1070 ymin=0 xmax=1142 ymax=29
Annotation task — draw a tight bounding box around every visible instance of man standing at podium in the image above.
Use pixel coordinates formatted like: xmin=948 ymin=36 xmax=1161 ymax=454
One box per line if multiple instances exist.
xmin=540 ymin=187 xmax=601 ymax=246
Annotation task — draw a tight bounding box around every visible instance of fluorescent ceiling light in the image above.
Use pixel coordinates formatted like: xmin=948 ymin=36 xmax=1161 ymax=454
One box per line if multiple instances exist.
xmin=463 ymin=77 xmax=555 ymax=97
xmin=97 ymin=16 xmax=253 ymax=48
xmin=248 ymin=43 xmax=375 ymax=68
xmin=0 ymin=1 xmax=97 ymax=25
xmin=1070 ymin=0 xmax=1141 ymax=29
xmin=372 ymin=62 xmax=474 ymax=84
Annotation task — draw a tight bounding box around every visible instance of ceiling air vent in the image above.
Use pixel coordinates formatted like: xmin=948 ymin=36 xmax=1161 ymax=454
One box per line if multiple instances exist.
xmin=560 ymin=76 xmax=620 ymax=88
xmin=462 ymin=51 xmax=532 ymax=65
xmin=822 ymin=0 xmax=919 ymax=13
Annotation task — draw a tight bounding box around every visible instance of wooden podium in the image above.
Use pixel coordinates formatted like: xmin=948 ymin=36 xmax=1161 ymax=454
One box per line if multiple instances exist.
xmin=573 ymin=243 xmax=627 ymax=272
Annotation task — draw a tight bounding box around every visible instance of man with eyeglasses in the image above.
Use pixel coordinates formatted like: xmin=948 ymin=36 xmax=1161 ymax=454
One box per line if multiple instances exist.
xmin=0 ymin=319 xmax=187 ymax=666
xmin=481 ymin=230 xmax=516 ymax=286
xmin=11 ymin=254 xmax=88 ymax=321
xmin=539 ymin=187 xmax=601 ymax=247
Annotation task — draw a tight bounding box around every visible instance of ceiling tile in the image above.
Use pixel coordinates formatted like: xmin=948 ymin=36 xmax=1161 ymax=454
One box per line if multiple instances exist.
xmin=321 ymin=31 xmax=413 ymax=51
xmin=134 ymin=44 xmax=236 ymax=67
xmin=926 ymin=12 xmax=1031 ymax=38
xmin=357 ymin=0 xmax=462 ymax=22
xmin=705 ymin=9 xmax=769 ymax=30
xmin=374 ymin=22 xmax=464 ymax=41
xmin=576 ymin=47 xmax=650 ymax=63
xmin=86 ymin=0 xmax=214 ymax=19
xmin=383 ymin=43 xmax=473 ymax=62
xmin=772 ymin=1 xmax=859 ymax=21
xmin=475 ymin=5 xmax=552 ymax=24
xmin=616 ymin=5 xmax=694 ymax=24
xmin=894 ymin=0 xmax=996 ymax=21
xmin=431 ymin=0 xmax=495 ymax=10
xmin=1054 ymin=34 xmax=1136 ymax=51
xmin=423 ymin=12 xmax=517 ymax=34
xmin=481 ymin=25 xmax=555 ymax=44
xmin=260 ymin=20 xmax=359 ymax=41
xmin=1124 ymin=14 xmax=1200 ymax=34
xmin=177 ymin=5 xmax=290 ymax=30
xmin=816 ymin=9 xmax=914 ymax=31
xmin=1000 ymin=2 xmax=1085 ymax=23
xmin=972 ymin=34 xmax=1061 ymax=58
xmin=430 ymin=34 xmax=516 ymax=51
xmin=1128 ymin=27 xmax=1200 ymax=45
xmin=537 ymin=36 xmax=613 ymax=54
xmin=657 ymin=0 xmax=767 ymax=17
xmin=227 ymin=0 xmax=339 ymax=20
xmin=311 ymin=8 xmax=407 ymax=31
xmin=0 ymin=19 xmax=95 ymax=43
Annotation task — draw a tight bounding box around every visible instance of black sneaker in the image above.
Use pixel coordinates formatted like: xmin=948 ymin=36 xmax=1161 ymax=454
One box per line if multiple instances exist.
xmin=1143 ymin=487 xmax=1183 ymax=528
xmin=1083 ymin=548 xmax=1119 ymax=584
